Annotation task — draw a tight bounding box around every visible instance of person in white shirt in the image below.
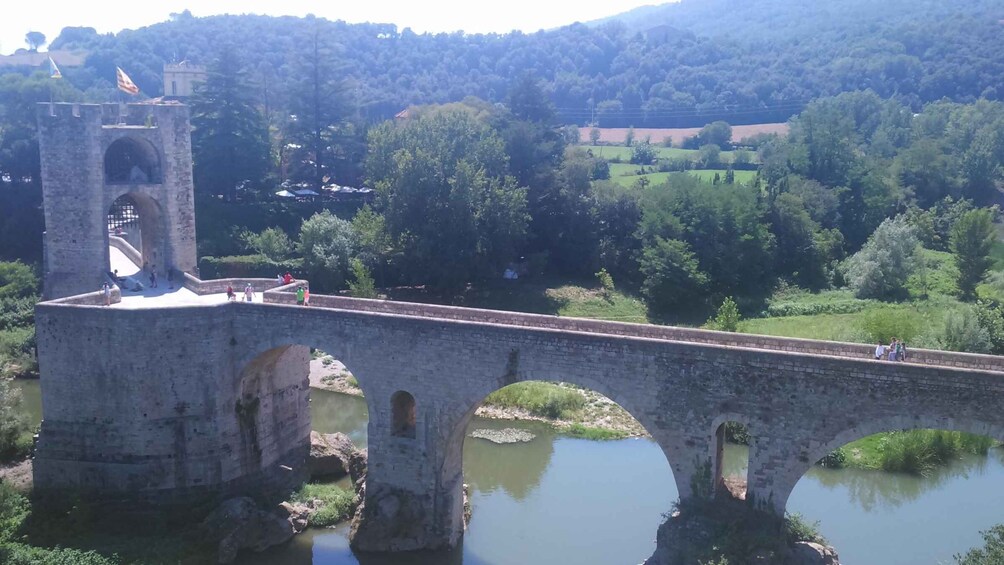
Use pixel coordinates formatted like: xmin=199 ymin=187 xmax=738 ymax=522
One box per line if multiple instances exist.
xmin=874 ymin=342 xmax=887 ymax=360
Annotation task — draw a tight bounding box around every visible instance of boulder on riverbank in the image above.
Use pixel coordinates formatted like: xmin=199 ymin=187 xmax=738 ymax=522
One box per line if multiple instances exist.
xmin=309 ymin=431 xmax=361 ymax=479
xmin=200 ymin=497 xmax=296 ymax=564
xmin=644 ymin=497 xmax=841 ymax=565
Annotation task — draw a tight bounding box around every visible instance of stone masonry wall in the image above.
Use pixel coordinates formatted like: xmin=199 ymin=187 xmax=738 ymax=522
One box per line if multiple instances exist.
xmin=34 ymin=296 xmax=1004 ymax=551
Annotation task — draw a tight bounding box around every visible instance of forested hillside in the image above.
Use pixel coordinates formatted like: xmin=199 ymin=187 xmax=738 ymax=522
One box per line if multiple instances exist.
xmin=18 ymin=0 xmax=1002 ymax=128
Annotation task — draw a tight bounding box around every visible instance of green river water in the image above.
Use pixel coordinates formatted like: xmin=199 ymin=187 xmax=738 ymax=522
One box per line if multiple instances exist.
xmin=15 ymin=380 xmax=1004 ymax=564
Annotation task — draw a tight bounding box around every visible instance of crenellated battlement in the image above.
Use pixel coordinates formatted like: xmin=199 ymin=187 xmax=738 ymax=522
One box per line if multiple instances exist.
xmin=36 ymin=102 xmax=102 ymax=123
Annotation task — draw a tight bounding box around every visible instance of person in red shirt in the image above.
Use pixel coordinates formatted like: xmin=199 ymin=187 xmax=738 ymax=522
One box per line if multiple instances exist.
xmin=283 ymin=272 xmax=293 ymax=285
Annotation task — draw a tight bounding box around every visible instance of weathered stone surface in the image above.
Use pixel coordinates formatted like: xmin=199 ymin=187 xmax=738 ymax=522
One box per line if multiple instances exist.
xmin=200 ymin=497 xmax=295 ymax=564
xmin=309 ymin=431 xmax=356 ymax=479
xmin=790 ymin=541 xmax=841 ymax=565
xmin=277 ymin=501 xmax=311 ymax=534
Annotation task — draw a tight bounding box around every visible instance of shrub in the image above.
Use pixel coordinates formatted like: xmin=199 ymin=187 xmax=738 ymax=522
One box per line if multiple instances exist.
xmin=880 ymin=430 xmax=996 ymax=475
xmin=860 ymin=308 xmax=921 ymax=344
xmin=297 ymin=210 xmax=358 ymax=291
xmin=0 ymin=377 xmax=27 ymax=461
xmin=291 ymin=483 xmax=356 ymax=527
xmin=565 ymin=424 xmax=623 ymax=440
xmin=197 ymin=255 xmax=302 ymax=280
xmin=347 ymin=258 xmax=377 ymax=299
xmin=941 ymin=306 xmax=992 ymax=353
xmin=630 ymin=142 xmax=657 ymax=165
xmin=723 ymin=422 xmax=750 ymax=445
xmin=710 ymin=297 xmax=740 ymax=332
xmin=241 ymin=227 xmax=293 ymax=262
xmin=955 ymin=524 xmax=1004 ymax=565
xmin=595 ymin=268 xmax=615 ymax=296
xmin=784 ymin=513 xmax=825 ymax=545
xmin=845 ymin=216 xmax=919 ymax=300
xmin=0 ymin=262 xmax=38 ymax=301
xmin=817 ymin=447 xmax=847 ymax=469
xmin=0 ymin=543 xmax=118 ymax=565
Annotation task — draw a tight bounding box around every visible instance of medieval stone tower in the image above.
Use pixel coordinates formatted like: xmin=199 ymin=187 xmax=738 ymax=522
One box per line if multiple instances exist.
xmin=36 ymin=102 xmax=198 ymax=299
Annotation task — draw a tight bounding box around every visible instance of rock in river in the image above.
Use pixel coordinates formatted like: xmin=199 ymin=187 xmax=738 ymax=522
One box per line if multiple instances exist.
xmin=469 ymin=428 xmax=536 ymax=444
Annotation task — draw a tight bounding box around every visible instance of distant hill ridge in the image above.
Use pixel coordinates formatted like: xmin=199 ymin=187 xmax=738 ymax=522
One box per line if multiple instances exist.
xmin=4 ymin=0 xmax=999 ymax=127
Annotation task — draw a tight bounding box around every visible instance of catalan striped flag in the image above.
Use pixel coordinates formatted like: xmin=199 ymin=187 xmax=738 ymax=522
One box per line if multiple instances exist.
xmin=48 ymin=57 xmax=61 ymax=79
xmin=116 ymin=67 xmax=139 ymax=95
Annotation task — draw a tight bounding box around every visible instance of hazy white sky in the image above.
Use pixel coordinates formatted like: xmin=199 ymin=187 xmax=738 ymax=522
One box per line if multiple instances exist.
xmin=1 ymin=1 xmax=664 ymax=55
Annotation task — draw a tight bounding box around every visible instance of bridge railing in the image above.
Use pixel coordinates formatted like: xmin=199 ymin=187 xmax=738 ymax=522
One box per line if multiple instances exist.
xmin=262 ymin=288 xmax=1004 ymax=373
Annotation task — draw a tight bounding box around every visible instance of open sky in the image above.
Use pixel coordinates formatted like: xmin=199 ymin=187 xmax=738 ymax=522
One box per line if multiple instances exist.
xmin=1 ymin=1 xmax=665 ymax=55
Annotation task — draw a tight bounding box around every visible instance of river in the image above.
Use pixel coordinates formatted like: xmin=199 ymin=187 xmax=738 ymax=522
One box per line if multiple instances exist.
xmin=15 ymin=380 xmax=1004 ymax=564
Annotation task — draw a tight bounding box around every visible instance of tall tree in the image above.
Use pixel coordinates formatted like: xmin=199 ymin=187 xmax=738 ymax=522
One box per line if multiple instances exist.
xmin=189 ymin=47 xmax=270 ymax=201
xmin=367 ymin=108 xmax=528 ymax=291
xmin=950 ymin=208 xmax=996 ymax=300
xmin=285 ymin=20 xmax=357 ymax=189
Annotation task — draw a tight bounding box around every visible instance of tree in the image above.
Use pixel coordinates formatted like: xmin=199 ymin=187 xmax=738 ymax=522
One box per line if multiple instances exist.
xmin=844 ymin=216 xmax=919 ymax=300
xmin=189 ymin=47 xmax=270 ymax=201
xmin=296 ymin=211 xmax=357 ymax=291
xmin=956 ymin=525 xmax=1004 ymax=565
xmin=508 ymin=74 xmax=555 ymax=124
xmin=624 ymin=127 xmax=635 ymax=147
xmin=366 ymin=109 xmax=528 ymax=291
xmin=285 ymin=21 xmax=357 ymax=189
xmin=697 ymin=121 xmax=732 ymax=147
xmin=347 ymin=258 xmax=377 ymax=298
xmin=640 ymin=237 xmax=709 ymax=320
xmin=941 ymin=306 xmax=992 ymax=354
xmin=710 ymin=296 xmax=741 ymax=331
xmin=950 ymin=208 xmax=996 ymax=300
xmin=630 ymin=141 xmax=657 ymax=165
xmin=698 ymin=144 xmax=721 ymax=168
xmin=24 ymin=31 xmax=46 ymax=52
xmin=241 ymin=227 xmax=292 ymax=262
xmin=0 ymin=376 xmax=27 ymax=459
xmin=589 ymin=127 xmax=601 ymax=145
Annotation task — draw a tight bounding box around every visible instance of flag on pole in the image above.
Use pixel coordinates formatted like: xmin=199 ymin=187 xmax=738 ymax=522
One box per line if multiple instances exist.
xmin=116 ymin=67 xmax=139 ymax=95
xmin=48 ymin=57 xmax=62 ymax=79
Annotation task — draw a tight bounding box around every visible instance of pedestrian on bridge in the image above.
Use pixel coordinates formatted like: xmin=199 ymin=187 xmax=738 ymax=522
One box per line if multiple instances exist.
xmin=226 ymin=284 xmax=235 ymax=301
xmin=304 ymin=286 xmax=310 ymax=306
xmin=296 ymin=286 xmax=305 ymax=305
xmin=874 ymin=342 xmax=886 ymax=360
xmin=244 ymin=283 xmax=255 ymax=302
xmin=102 ymin=282 xmax=111 ymax=306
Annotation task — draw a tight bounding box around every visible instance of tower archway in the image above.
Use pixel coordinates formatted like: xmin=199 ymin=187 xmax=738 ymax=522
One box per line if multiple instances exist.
xmin=104 ymin=136 xmax=162 ymax=184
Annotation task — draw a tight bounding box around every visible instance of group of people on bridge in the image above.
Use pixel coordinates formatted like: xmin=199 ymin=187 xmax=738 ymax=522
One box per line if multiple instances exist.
xmin=875 ymin=338 xmax=907 ymax=362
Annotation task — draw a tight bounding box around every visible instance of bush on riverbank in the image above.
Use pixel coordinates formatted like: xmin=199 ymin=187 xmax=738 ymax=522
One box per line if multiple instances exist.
xmin=291 ymin=483 xmax=356 ymax=527
xmin=0 ymin=378 xmax=28 ymax=462
xmin=484 ymin=382 xmax=585 ymax=419
xmin=880 ymin=430 xmax=996 ymax=475
xmin=955 ymin=524 xmax=1004 ymax=564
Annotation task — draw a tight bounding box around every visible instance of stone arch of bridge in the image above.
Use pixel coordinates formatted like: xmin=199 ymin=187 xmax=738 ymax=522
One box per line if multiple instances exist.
xmin=442 ymin=370 xmax=687 ymax=510
xmin=770 ymin=414 xmax=1004 ymax=513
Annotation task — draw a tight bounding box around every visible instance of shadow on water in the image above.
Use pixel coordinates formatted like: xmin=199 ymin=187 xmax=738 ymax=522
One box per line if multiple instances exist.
xmin=462 ymin=417 xmax=555 ymax=501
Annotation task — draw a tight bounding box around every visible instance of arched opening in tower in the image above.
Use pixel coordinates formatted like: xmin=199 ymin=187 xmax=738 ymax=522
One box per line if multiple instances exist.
xmin=106 ymin=192 xmax=167 ymax=288
xmin=104 ymin=137 xmax=162 ymax=184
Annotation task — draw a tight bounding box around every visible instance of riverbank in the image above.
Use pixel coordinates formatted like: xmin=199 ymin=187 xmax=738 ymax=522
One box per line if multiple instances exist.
xmin=309 ymin=356 xmax=646 ymax=439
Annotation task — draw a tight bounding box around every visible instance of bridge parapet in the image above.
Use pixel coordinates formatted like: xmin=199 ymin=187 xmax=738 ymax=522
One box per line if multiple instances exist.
xmin=263 ymin=288 xmax=1004 ymax=373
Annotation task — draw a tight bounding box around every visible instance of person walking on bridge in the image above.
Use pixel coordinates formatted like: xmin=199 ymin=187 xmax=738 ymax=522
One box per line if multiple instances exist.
xmin=102 ymin=282 xmax=112 ymax=306
xmin=244 ymin=283 xmax=255 ymax=303
xmin=304 ymin=285 xmax=310 ymax=307
xmin=296 ymin=286 xmax=305 ymax=305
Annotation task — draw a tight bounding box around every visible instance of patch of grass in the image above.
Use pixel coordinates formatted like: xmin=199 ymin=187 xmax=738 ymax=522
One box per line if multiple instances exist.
xmin=345 ymin=375 xmax=359 ymax=388
xmin=291 ymin=483 xmax=356 ymax=527
xmin=763 ymin=288 xmax=875 ymax=317
xmin=484 ymin=382 xmax=585 ymax=419
xmin=838 ymin=430 xmax=998 ymax=474
xmin=739 ymin=297 xmax=958 ymax=345
xmin=547 ymin=286 xmax=649 ymax=323
xmin=579 ymin=145 xmax=747 ymax=163
xmin=563 ymin=423 xmax=626 ymax=440
xmin=688 ymin=169 xmax=757 ymax=183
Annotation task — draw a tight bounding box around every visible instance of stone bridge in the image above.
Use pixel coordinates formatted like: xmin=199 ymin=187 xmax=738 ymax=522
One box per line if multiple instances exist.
xmin=33 ymin=282 xmax=1004 ymax=551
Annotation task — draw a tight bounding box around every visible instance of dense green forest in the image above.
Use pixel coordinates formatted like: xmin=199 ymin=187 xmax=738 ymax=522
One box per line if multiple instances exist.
xmin=2 ymin=0 xmax=1000 ymax=129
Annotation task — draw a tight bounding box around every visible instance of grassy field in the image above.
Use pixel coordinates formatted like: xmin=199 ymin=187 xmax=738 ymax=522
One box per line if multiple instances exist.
xmin=609 ymin=169 xmax=756 ymax=187
xmin=582 ymin=144 xmax=753 ymax=164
